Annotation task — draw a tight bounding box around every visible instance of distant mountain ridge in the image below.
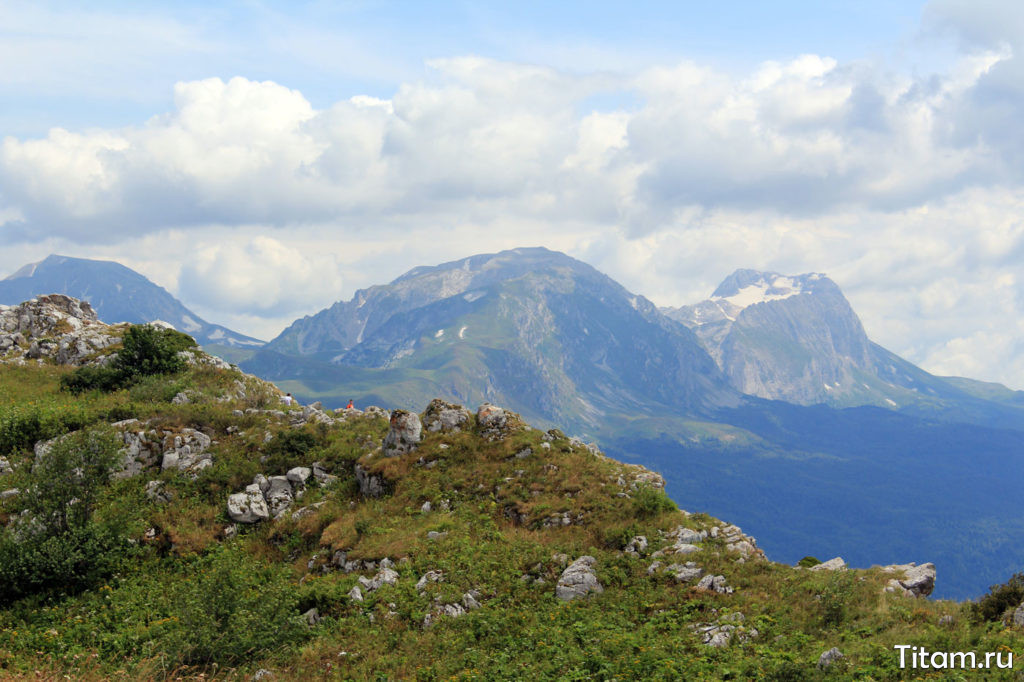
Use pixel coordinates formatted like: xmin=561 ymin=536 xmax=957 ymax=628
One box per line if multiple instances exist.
xmin=663 ymin=269 xmax=1024 ymax=427
xmin=258 ymin=247 xmax=737 ymax=429
xmin=0 ymin=255 xmax=264 ymax=348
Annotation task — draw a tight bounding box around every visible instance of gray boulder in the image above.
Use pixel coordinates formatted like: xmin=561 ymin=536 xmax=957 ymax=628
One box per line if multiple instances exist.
xmin=882 ymin=562 xmax=936 ymax=598
xmin=696 ymin=574 xmax=733 ymax=595
xmin=355 ymin=464 xmax=386 ymax=497
xmin=264 ymin=476 xmax=294 ymax=518
xmin=227 ymin=489 xmax=270 ymax=523
xmin=818 ymin=647 xmax=844 ymax=670
xmin=809 ymin=557 xmax=847 ymax=572
xmin=286 ymin=466 xmax=311 ymax=486
xmin=382 ymin=410 xmax=422 ymax=457
xmin=422 ymin=399 xmax=472 ymax=433
xmin=555 ymin=556 xmax=604 ymax=601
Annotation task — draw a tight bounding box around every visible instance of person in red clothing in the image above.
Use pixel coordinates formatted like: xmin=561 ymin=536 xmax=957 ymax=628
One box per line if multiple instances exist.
xmin=346 ymin=399 xmax=354 ymax=409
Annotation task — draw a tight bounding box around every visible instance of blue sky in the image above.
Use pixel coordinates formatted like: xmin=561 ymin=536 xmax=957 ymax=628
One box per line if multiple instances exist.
xmin=2 ymin=0 xmax=1024 ymax=388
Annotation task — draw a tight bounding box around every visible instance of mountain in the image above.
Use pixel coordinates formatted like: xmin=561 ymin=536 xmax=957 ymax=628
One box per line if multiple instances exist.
xmin=256 ymin=247 xmax=738 ymax=430
xmin=0 ymin=254 xmax=264 ymax=348
xmin=6 ymin=300 xmax=1019 ymax=678
xmin=243 ymin=250 xmax=1024 ymax=598
xmin=664 ymin=269 xmax=1024 ymax=429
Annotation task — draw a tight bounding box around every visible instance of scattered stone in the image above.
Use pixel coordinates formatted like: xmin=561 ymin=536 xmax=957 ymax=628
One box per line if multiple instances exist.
xmin=416 ymin=570 xmax=445 ymax=592
xmin=423 ymin=602 xmax=466 ymax=628
xmin=367 ymin=568 xmax=399 ymax=591
xmin=818 ymin=647 xmax=844 ymax=670
xmin=382 ymin=410 xmax=422 ymax=457
xmin=145 ymin=480 xmax=170 ymax=503
xmin=226 ymin=489 xmax=270 ymax=523
xmin=691 ymin=621 xmax=759 ymax=648
xmin=427 ymin=530 xmax=448 ymax=541
xmin=422 ymin=399 xmax=472 ymax=433
xmin=355 ymin=464 xmax=386 ymax=497
xmin=0 ymin=457 xmax=12 ymax=476
xmin=696 ymin=574 xmax=733 ymax=595
xmin=666 ymin=562 xmax=704 ymax=583
xmin=555 ymin=556 xmax=604 ymax=601
xmin=939 ymin=614 xmax=955 ymax=626
xmin=0 ymin=488 xmax=20 ymax=500
xmin=882 ymin=563 xmax=936 ymax=598
xmin=810 ymin=557 xmax=848 ymax=572
xmin=348 ymin=585 xmax=363 ymax=602
xmin=252 ymin=670 xmax=274 ymax=681
xmin=421 ymin=501 xmax=432 ymax=513
xmin=462 ymin=590 xmax=482 ymax=610
xmin=303 ymin=608 xmax=321 ymax=626
xmin=625 ymin=536 xmax=648 ymax=555
xmin=647 ymin=561 xmax=663 ymax=576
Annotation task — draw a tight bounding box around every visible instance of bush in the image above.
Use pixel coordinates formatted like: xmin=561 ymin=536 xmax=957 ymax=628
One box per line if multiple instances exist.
xmin=798 ymin=556 xmax=822 ymax=568
xmin=0 ymin=425 xmax=127 ymax=603
xmin=632 ymin=484 xmax=677 ymax=519
xmin=154 ymin=545 xmax=308 ymax=665
xmin=973 ymin=572 xmax=1024 ymax=622
xmin=60 ymin=324 xmax=196 ymax=395
xmin=115 ymin=325 xmax=194 ymax=379
xmin=26 ymin=425 xmax=121 ymax=535
xmin=819 ymin=571 xmax=856 ymax=627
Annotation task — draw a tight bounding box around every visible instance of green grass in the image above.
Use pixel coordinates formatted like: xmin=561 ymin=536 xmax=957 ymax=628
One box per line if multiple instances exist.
xmin=1 ymin=355 xmax=1023 ymax=680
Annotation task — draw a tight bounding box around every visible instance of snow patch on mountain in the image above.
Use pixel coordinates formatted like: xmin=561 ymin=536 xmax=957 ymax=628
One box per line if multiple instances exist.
xmin=712 ymin=273 xmax=820 ymax=312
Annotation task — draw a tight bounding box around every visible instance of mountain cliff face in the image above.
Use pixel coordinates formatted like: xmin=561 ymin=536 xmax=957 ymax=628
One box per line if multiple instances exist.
xmin=667 ymin=271 xmax=875 ymax=404
xmin=664 ymin=269 xmax=1022 ymax=417
xmin=259 ymin=248 xmax=738 ymax=429
xmin=0 ymin=255 xmax=264 ymax=348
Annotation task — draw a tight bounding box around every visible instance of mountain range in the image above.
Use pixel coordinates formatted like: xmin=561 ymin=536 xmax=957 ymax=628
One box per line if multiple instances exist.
xmin=0 ymin=254 xmax=264 ymax=348
xmin=3 ymin=249 xmax=1023 ymax=598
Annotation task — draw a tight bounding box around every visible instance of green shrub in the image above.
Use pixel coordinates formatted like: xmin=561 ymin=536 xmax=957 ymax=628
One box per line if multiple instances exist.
xmin=819 ymin=571 xmax=856 ymax=627
xmin=25 ymin=425 xmax=121 ymax=535
xmin=263 ymin=429 xmax=321 ymax=472
xmin=632 ymin=484 xmax=677 ymax=518
xmin=0 ymin=521 xmax=129 ymax=604
xmin=154 ymin=545 xmax=308 ymax=665
xmin=61 ymin=324 xmax=196 ymax=395
xmin=59 ymin=364 xmax=123 ymax=394
xmin=798 ymin=556 xmax=822 ymax=568
xmin=0 ymin=425 xmax=127 ymax=603
xmin=973 ymin=571 xmax=1024 ymax=622
xmin=115 ymin=325 xmax=194 ymax=379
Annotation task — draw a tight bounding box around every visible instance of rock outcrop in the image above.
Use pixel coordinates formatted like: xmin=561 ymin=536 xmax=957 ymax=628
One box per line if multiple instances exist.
xmin=0 ymin=295 xmax=120 ymax=366
xmin=382 ymin=410 xmax=422 ymax=457
xmin=422 ymin=399 xmax=472 ymax=433
xmin=555 ymin=556 xmax=603 ymax=601
xmin=882 ymin=562 xmax=936 ymax=598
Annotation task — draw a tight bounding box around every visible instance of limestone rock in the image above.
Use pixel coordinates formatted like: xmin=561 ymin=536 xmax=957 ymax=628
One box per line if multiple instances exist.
xmin=818 ymin=647 xmax=844 ymax=670
xmin=422 ymin=399 xmax=472 ymax=433
xmin=696 ymin=574 xmax=733 ymax=595
xmin=355 ymin=464 xmax=386 ymax=497
xmin=264 ymin=476 xmax=294 ymax=518
xmin=809 ymin=557 xmax=847 ymax=572
xmin=227 ymin=489 xmax=270 ymax=523
xmin=882 ymin=562 xmax=936 ymax=598
xmin=286 ymin=467 xmax=311 ymax=486
xmin=382 ymin=410 xmax=422 ymax=457
xmin=555 ymin=556 xmax=604 ymax=601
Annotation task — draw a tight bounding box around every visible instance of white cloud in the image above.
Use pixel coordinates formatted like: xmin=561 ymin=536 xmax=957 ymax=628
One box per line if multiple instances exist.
xmin=177 ymin=236 xmax=343 ymax=318
xmin=1 ymin=41 xmax=1023 ymax=387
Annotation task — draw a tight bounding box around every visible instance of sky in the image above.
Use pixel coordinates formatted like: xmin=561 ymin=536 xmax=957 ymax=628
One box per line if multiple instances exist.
xmin=1 ymin=0 xmax=1023 ymax=388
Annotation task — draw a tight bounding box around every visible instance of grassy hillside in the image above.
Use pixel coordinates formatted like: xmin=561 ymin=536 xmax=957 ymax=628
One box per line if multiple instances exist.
xmin=1 ymin=348 xmax=1024 ymax=679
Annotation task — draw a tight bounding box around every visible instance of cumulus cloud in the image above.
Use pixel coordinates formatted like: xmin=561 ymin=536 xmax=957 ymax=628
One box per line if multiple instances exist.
xmin=176 ymin=236 xmax=344 ymax=317
xmin=1 ymin=34 xmax=1024 ymax=387
xmin=0 ymin=48 xmax=1011 ymax=242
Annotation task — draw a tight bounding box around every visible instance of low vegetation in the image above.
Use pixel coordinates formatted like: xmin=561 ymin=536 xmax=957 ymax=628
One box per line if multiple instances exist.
xmin=0 ymin=338 xmax=1022 ymax=680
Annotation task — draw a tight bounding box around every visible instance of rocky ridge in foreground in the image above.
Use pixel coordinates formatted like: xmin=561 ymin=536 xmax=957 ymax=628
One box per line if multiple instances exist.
xmin=0 ymin=295 xmax=994 ymax=682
